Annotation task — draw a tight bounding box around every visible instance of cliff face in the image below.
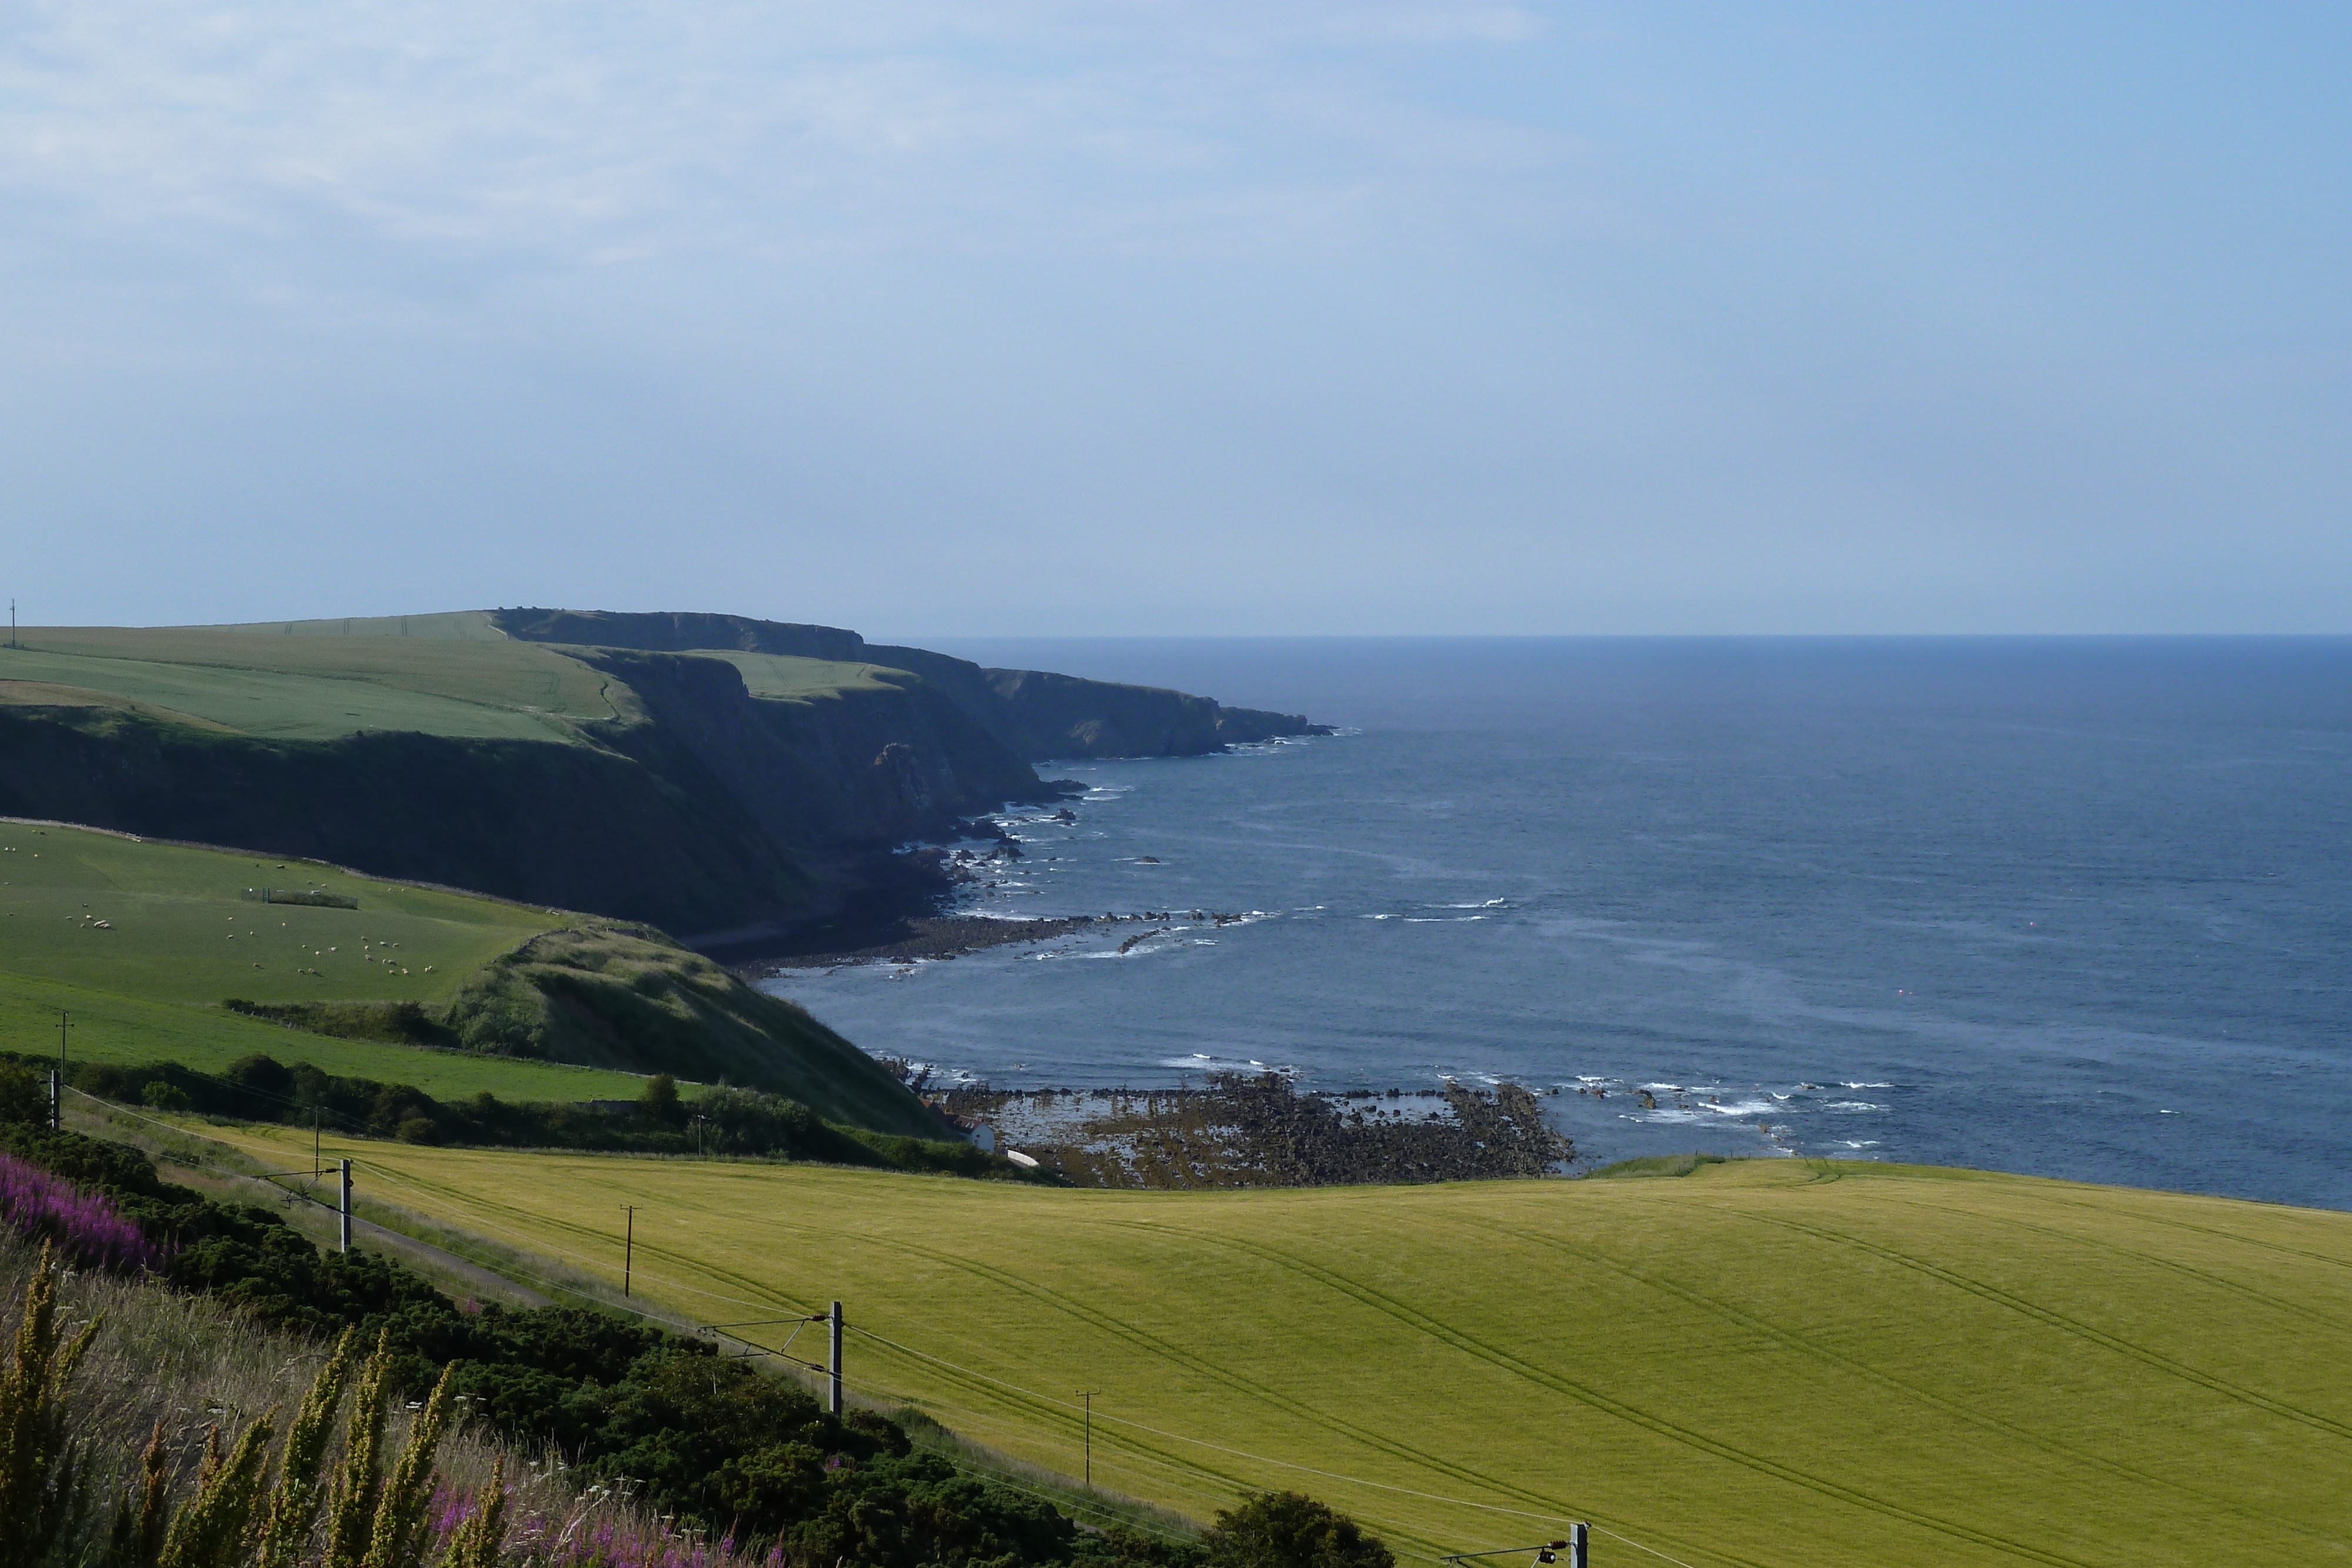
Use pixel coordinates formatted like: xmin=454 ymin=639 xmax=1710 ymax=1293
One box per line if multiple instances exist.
xmin=574 ymin=648 xmax=1047 ymax=851
xmin=493 ymin=609 xmax=1331 ymax=761
xmin=0 ymin=705 xmax=813 ymax=939
xmin=495 ymin=609 xmax=865 ymax=663
xmin=0 ymin=610 xmax=1331 ymax=955
xmin=0 ymin=651 xmax=1048 ymax=948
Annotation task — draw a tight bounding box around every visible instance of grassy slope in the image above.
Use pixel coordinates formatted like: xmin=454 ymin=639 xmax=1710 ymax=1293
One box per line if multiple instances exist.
xmin=0 ymin=824 xmax=935 ymax=1133
xmin=1 ymin=623 xmax=618 ymax=741
xmin=475 ymin=924 xmax=941 ymax=1136
xmin=1 ymin=969 xmax=657 ymax=1103
xmin=195 ymin=1131 xmax=2352 ymax=1568
xmin=694 ymin=651 xmax=921 ymax=702
xmin=0 ymin=821 xmax=654 ymax=1099
xmin=0 ymin=821 xmax=552 ymax=1006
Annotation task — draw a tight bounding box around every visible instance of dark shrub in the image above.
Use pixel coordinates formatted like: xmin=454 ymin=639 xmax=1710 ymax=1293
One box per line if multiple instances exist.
xmin=1202 ymin=1492 xmax=1394 ymax=1568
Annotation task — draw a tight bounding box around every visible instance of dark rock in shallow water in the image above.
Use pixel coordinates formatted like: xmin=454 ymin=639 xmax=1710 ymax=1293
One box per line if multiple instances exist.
xmin=943 ymin=1074 xmax=1572 ymax=1189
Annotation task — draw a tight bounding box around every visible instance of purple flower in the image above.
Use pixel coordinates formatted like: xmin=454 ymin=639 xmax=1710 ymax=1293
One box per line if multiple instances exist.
xmin=0 ymin=1154 xmax=164 ymax=1273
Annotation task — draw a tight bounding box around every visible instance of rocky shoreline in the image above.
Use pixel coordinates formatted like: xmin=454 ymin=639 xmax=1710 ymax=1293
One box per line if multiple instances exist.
xmin=754 ymin=907 xmax=1262 ymax=970
xmin=928 ymin=1072 xmax=1574 ymax=1189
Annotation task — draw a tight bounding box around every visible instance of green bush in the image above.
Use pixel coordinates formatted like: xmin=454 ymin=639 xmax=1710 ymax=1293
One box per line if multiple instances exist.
xmin=1201 ymin=1492 xmax=1393 ymax=1568
xmin=0 ymin=1062 xmax=48 ymax=1125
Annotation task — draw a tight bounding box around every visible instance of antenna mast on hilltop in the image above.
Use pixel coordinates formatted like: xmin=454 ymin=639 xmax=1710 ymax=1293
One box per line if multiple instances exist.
xmin=8 ymin=599 xmax=18 ymax=649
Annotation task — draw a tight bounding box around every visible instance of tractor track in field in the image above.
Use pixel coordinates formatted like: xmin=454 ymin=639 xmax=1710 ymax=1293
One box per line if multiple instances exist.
xmin=336 ymin=1165 xmax=1668 ymax=1562
xmin=799 ymin=1223 xmax=1560 ymax=1507
xmin=1115 ymin=1218 xmax=2099 ymax=1568
xmin=1438 ymin=1212 xmax=2352 ymax=1556
xmin=339 ymin=1149 xmax=2352 ymax=1568
xmin=1729 ymin=1206 xmax=2352 ymax=1446
xmin=1871 ymin=1192 xmax=2352 ymax=1336
xmin=2024 ymin=1189 xmax=2352 ymax=1276
xmin=367 ymin=1174 xmax=1370 ymax=1542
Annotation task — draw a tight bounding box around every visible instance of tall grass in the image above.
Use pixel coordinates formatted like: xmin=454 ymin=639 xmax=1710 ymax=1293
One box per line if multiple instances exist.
xmin=0 ymin=1232 xmax=775 ymax=1568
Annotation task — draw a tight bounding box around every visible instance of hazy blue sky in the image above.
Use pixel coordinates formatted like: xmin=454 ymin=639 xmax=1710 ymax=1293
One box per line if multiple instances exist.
xmin=6 ymin=3 xmax=2346 ymax=634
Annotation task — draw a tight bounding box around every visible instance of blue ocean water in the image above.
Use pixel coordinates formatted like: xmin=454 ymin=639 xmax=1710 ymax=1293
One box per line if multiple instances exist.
xmin=764 ymin=638 xmax=2352 ymax=1209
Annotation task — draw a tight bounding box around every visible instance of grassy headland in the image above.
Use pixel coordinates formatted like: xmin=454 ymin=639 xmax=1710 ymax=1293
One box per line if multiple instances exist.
xmin=0 ymin=822 xmax=935 ymax=1135
xmin=183 ymin=1126 xmax=2352 ymax=1568
xmin=0 ymin=610 xmax=1328 ymax=957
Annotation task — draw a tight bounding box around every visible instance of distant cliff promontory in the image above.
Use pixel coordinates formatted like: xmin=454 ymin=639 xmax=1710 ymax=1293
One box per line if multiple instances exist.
xmin=0 ymin=609 xmax=1328 ymax=955
xmin=490 ymin=609 xmax=1328 ymax=759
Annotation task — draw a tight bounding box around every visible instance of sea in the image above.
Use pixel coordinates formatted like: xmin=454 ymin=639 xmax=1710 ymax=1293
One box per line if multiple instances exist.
xmin=761 ymin=638 xmax=2352 ymax=1211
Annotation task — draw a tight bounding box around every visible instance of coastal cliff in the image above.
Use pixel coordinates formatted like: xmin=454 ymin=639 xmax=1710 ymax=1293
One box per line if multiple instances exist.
xmin=0 ymin=609 xmax=1330 ymax=955
xmin=492 ymin=608 xmax=1331 ymax=760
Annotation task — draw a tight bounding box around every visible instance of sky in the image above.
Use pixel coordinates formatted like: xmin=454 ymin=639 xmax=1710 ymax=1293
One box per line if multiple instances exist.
xmin=4 ymin=2 xmax=2347 ymax=636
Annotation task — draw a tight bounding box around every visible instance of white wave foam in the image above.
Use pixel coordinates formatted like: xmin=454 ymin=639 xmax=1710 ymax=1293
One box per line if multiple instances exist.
xmin=1157 ymin=1054 xmax=1298 ymax=1076
xmin=1840 ymin=1081 xmax=1893 ymax=1089
xmin=1821 ymin=1100 xmax=1885 ymax=1112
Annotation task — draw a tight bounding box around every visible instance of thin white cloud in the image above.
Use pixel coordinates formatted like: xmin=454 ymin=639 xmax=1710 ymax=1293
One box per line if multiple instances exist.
xmin=0 ymin=0 xmax=1568 ymax=265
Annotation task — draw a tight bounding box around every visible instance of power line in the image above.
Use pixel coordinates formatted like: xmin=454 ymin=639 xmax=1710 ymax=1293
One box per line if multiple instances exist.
xmin=61 ymin=1087 xmax=1726 ymax=1567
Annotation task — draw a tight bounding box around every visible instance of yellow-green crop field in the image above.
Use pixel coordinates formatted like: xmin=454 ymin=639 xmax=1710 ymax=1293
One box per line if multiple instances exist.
xmin=198 ymin=1123 xmax=2352 ymax=1568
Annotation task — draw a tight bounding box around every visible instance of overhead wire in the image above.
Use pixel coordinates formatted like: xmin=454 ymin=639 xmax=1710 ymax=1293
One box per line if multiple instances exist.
xmin=849 ymin=1323 xmax=1582 ymax=1524
xmin=845 ymin=1323 xmax=1736 ymax=1564
xmin=64 ymin=1086 xmax=1728 ymax=1567
xmin=64 ymin=1089 xmax=682 ymax=1319
xmin=352 ymin=1151 xmax=1729 ymax=1565
xmin=343 ymin=1152 xmax=785 ymax=1314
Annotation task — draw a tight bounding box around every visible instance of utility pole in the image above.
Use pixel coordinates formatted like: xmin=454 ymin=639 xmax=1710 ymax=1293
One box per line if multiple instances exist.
xmin=623 ymin=1205 xmax=636 ymax=1297
xmin=828 ymin=1300 xmax=844 ymax=1416
xmin=8 ymin=599 xmax=17 ymax=650
xmin=338 ymin=1159 xmax=353 ymax=1253
xmin=1077 ymin=1390 xmax=1101 ymax=1487
xmin=58 ymin=1010 xmax=68 ymax=1085
xmin=1569 ymin=1524 xmax=1587 ymax=1568
xmin=312 ymin=1110 xmax=321 ymax=1179
xmin=48 ymin=1069 xmax=59 ymax=1132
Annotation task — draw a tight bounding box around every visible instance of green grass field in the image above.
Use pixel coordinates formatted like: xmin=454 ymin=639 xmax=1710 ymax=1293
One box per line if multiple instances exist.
xmin=192 ymin=1126 xmax=2352 ymax=1568
xmin=0 ymin=619 xmax=903 ymax=740
xmin=1 ymin=623 xmax=618 ymax=741
xmin=0 ymin=822 xmax=657 ymax=1101
xmin=698 ymin=650 xmax=923 ymax=703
